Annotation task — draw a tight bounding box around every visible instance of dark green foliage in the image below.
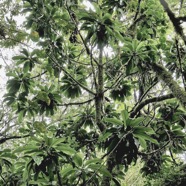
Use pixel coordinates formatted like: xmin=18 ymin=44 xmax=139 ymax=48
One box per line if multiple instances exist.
xmin=110 ymin=81 xmax=132 ymax=101
xmin=0 ymin=0 xmax=186 ymax=185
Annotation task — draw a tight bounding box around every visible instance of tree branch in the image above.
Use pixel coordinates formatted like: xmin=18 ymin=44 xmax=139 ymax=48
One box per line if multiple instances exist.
xmin=57 ymin=98 xmax=94 ymax=106
xmin=30 ymin=70 xmax=47 ymax=79
xmin=159 ymin=0 xmax=186 ymax=44
xmin=133 ymin=0 xmax=142 ymax=21
xmin=130 ymin=93 xmax=174 ymax=118
xmin=0 ymin=134 xmax=30 ymax=144
xmin=139 ymin=140 xmax=170 ymax=156
xmin=131 ymin=78 xmax=158 ymax=115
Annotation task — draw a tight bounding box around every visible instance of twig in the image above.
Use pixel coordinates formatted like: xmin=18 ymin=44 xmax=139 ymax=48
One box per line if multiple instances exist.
xmin=57 ymin=98 xmax=94 ymax=106
xmin=30 ymin=71 xmax=47 ymax=79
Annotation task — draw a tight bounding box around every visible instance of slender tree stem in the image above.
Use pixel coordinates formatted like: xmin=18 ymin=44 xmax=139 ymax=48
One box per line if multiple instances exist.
xmin=95 ymin=43 xmax=105 ymax=132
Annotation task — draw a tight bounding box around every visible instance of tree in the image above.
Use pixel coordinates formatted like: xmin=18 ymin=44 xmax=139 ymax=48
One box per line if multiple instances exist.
xmin=0 ymin=0 xmax=186 ymax=185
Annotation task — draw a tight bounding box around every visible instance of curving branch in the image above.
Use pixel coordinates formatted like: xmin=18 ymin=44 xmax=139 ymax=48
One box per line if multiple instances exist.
xmin=130 ymin=93 xmax=174 ymax=118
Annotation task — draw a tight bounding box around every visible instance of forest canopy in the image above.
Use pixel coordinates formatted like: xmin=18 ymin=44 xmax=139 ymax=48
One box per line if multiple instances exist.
xmin=0 ymin=0 xmax=186 ymax=185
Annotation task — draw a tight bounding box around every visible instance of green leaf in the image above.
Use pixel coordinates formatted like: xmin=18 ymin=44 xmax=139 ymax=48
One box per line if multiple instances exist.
xmin=30 ymin=31 xmax=39 ymax=42
xmin=138 ymin=137 xmax=147 ymax=149
xmin=128 ymin=117 xmax=144 ymax=127
xmin=133 ymin=133 xmax=159 ymax=145
xmin=50 ymin=138 xmax=66 ymax=147
xmin=3 ymin=96 xmax=15 ymax=106
xmin=12 ymin=55 xmax=28 ymax=61
xmin=18 ymin=110 xmax=26 ymax=123
xmin=21 ymin=48 xmax=29 ymax=57
xmin=0 ymin=153 xmax=17 ymax=159
xmin=133 ymin=126 xmax=155 ymax=135
xmin=73 ymin=154 xmax=83 ymax=167
xmin=23 ymin=168 xmax=29 ymax=182
xmin=56 ymin=144 xmax=76 ymax=156
xmin=7 ymin=78 xmax=21 ymax=93
xmin=33 ymin=121 xmax=46 ymax=133
xmin=14 ymin=145 xmax=38 ymax=153
xmin=135 ymin=41 xmax=146 ymax=52
xmin=23 ymin=61 xmax=30 ymax=73
xmin=87 ymin=164 xmax=112 ymax=178
xmin=78 ymin=11 xmax=96 ymax=22
xmin=85 ymin=158 xmax=102 ymax=166
xmin=32 ymin=155 xmax=44 ymax=166
xmin=98 ymin=132 xmax=112 ymax=142
xmin=104 ymin=117 xmax=123 ymax=125
xmin=114 ymin=30 xmax=124 ymax=41
xmin=61 ymin=166 xmax=76 ymax=178
xmin=121 ymin=110 xmax=128 ymax=127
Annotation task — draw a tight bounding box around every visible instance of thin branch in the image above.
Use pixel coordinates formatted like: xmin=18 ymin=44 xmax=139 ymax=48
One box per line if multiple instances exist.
xmin=0 ymin=49 xmax=10 ymax=69
xmin=0 ymin=134 xmax=30 ymax=144
xmin=57 ymin=98 xmax=94 ymax=106
xmin=56 ymin=163 xmax=63 ymax=186
xmin=30 ymin=70 xmax=47 ymax=79
xmin=139 ymin=78 xmax=158 ymax=102
xmin=140 ymin=128 xmax=171 ymax=156
xmin=169 ymin=148 xmax=178 ymax=165
xmin=131 ymin=78 xmax=158 ymax=114
xmin=130 ymin=94 xmax=174 ymax=118
xmin=48 ymin=54 xmax=95 ymax=95
xmin=133 ymin=0 xmax=142 ymax=21
xmin=90 ymin=44 xmax=98 ymax=92
xmin=175 ymin=38 xmax=186 ymax=90
xmin=139 ymin=140 xmax=170 ymax=156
